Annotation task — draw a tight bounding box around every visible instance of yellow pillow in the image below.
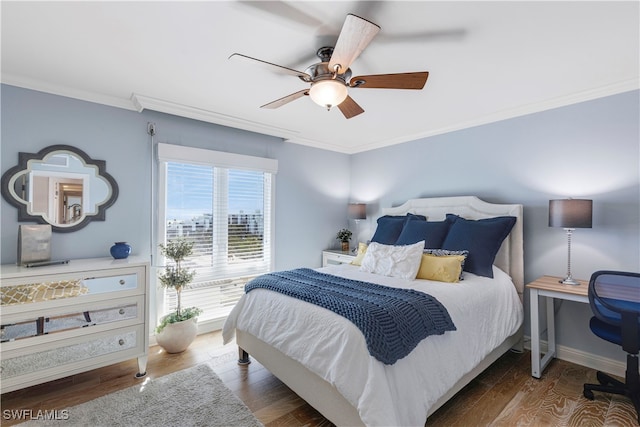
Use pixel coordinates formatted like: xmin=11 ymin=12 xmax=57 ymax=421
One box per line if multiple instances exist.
xmin=416 ymin=254 xmax=465 ymax=283
xmin=350 ymin=242 xmax=368 ymax=266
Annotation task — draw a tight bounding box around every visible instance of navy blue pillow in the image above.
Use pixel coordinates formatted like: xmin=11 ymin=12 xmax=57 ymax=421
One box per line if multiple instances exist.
xmin=441 ymin=214 xmax=517 ymax=278
xmin=370 ymin=214 xmax=426 ymax=245
xmin=396 ymin=220 xmax=451 ymax=248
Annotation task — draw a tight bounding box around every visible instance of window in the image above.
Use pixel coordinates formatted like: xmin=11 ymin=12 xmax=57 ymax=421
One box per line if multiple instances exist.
xmin=157 ymin=143 xmax=277 ymax=324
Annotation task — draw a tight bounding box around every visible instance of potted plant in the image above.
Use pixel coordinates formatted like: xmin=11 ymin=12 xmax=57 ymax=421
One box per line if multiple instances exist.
xmin=155 ymin=238 xmax=202 ymax=353
xmin=336 ymin=228 xmax=352 ymax=252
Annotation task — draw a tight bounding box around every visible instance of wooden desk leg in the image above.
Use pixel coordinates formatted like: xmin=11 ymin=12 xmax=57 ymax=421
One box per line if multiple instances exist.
xmin=530 ymin=288 xmax=541 ymax=378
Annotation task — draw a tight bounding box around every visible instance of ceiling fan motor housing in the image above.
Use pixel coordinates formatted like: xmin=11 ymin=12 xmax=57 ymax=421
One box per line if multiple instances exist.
xmin=303 ymin=61 xmax=352 ymax=110
xmin=316 ymin=46 xmax=334 ymax=62
xmin=301 ymin=62 xmax=351 ymax=85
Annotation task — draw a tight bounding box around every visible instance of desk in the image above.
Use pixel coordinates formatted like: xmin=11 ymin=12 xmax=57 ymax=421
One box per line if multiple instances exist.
xmin=527 ymin=275 xmax=589 ymax=378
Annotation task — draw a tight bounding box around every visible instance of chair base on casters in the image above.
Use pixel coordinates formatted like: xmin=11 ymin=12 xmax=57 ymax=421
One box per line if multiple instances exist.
xmin=583 ymin=354 xmax=640 ymax=424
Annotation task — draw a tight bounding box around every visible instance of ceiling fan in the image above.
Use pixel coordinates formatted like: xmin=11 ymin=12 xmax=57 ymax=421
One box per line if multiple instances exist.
xmin=229 ymin=14 xmax=429 ymax=119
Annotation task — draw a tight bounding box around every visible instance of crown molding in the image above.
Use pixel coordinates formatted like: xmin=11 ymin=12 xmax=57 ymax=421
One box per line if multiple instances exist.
xmin=1 ymin=74 xmax=138 ymax=111
xmin=131 ymin=93 xmax=357 ymax=153
xmin=131 ymin=94 xmax=300 ymax=139
xmin=4 ymin=76 xmax=637 ymax=155
xmin=351 ymin=79 xmax=640 ymax=154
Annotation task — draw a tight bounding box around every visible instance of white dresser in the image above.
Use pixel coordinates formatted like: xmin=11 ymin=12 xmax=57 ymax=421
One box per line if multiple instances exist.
xmin=0 ymin=257 xmax=150 ymax=393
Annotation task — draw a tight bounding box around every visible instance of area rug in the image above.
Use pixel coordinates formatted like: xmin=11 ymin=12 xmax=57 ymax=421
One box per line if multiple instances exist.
xmin=20 ymin=364 xmax=263 ymax=427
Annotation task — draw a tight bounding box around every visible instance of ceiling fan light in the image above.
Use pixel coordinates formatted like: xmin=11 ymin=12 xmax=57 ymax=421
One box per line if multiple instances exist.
xmin=309 ymin=80 xmax=348 ymax=110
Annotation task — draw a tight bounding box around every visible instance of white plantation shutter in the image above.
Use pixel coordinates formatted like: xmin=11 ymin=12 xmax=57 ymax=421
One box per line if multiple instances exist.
xmin=158 ymin=144 xmax=277 ymax=322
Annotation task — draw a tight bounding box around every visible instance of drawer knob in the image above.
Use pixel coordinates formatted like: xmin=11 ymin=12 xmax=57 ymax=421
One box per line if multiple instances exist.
xmin=119 ymin=308 xmax=125 ymax=315
xmin=119 ymin=279 xmax=125 ymax=285
xmin=118 ymin=339 xmax=125 ymax=346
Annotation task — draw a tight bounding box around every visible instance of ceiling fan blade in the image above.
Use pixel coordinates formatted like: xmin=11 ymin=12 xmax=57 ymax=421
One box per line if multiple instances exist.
xmin=229 ymin=53 xmax=310 ymax=79
xmin=260 ymin=89 xmax=309 ymax=109
xmin=350 ymin=72 xmax=429 ymax=89
xmin=236 ymin=1 xmax=324 ymax=28
xmin=329 ymin=14 xmax=380 ymax=74
xmin=377 ymin=29 xmax=467 ymax=44
xmin=337 ymin=96 xmax=364 ymax=119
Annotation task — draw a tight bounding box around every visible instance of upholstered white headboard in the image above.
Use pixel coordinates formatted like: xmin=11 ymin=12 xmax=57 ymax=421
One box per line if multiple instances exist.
xmin=381 ymin=196 xmax=524 ymax=297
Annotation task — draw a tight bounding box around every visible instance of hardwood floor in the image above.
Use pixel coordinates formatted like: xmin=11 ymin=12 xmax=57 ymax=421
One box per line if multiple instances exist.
xmin=1 ymin=331 xmax=638 ymax=426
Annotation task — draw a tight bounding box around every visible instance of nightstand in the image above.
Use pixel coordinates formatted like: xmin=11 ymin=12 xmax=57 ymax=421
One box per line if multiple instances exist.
xmin=527 ymin=275 xmax=589 ymax=379
xmin=322 ymin=249 xmax=356 ymax=267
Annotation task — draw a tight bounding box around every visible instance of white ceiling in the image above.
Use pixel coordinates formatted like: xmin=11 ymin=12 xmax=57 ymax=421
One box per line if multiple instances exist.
xmin=2 ymin=1 xmax=638 ymax=154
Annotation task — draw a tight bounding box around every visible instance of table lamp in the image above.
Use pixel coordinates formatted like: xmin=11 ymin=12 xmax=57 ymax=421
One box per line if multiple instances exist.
xmin=348 ymin=203 xmax=367 ymax=222
xmin=348 ymin=203 xmax=367 ymax=252
xmin=549 ymin=199 xmax=592 ymax=285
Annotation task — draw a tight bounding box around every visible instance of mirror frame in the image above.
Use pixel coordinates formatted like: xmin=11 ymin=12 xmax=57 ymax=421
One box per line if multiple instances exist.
xmin=1 ymin=144 xmax=119 ymax=233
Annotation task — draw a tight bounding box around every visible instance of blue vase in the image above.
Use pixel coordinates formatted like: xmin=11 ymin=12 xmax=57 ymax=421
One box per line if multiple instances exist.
xmin=110 ymin=242 xmax=131 ymax=259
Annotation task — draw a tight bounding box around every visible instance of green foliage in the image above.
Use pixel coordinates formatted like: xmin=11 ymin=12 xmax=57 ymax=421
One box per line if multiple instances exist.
xmin=157 ymin=238 xmax=201 ymax=327
xmin=158 ymin=265 xmax=196 ymax=291
xmin=336 ymin=228 xmax=352 ymax=242
xmin=159 ymin=238 xmax=194 ymax=263
xmin=155 ymin=307 xmax=203 ymax=334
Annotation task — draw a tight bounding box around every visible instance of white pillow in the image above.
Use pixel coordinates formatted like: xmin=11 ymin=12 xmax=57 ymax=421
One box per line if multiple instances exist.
xmin=359 ymin=241 xmax=425 ymax=280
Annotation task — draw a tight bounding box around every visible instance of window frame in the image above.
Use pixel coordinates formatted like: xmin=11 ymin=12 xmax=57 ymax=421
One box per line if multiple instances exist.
xmin=156 ymin=143 xmax=277 ymax=327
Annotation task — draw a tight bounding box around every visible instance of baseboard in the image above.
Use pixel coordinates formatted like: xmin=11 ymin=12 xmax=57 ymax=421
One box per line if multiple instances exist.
xmin=524 ymin=335 xmax=625 ymax=378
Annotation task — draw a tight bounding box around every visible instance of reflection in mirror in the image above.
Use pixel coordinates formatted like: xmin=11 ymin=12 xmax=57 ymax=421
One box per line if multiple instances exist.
xmin=0 ymin=304 xmax=138 ymax=342
xmin=1 ymin=145 xmax=118 ymax=233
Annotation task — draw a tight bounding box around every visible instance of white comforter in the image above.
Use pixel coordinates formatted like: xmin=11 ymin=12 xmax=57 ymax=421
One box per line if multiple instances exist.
xmin=223 ymin=264 xmax=523 ymax=427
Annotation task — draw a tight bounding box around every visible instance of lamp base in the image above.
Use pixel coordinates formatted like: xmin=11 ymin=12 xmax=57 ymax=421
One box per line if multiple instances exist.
xmin=559 ymin=276 xmax=581 ymax=285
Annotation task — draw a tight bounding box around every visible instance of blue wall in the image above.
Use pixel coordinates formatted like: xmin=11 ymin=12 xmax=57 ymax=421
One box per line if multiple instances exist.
xmin=1 ymin=85 xmax=350 ymax=270
xmin=350 ymin=90 xmax=640 ymax=363
xmin=2 ymin=84 xmax=639 ymax=368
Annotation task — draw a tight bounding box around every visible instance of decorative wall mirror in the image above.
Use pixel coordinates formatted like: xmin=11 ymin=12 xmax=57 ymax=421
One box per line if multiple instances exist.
xmin=1 ymin=145 xmax=118 ymax=233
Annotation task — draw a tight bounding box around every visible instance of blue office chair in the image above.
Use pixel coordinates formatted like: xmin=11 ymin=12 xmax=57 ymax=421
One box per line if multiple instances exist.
xmin=583 ymin=271 xmax=640 ymax=423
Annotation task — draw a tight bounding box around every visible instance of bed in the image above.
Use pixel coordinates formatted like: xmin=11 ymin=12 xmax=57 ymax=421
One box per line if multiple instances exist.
xmin=223 ymin=196 xmax=524 ymax=426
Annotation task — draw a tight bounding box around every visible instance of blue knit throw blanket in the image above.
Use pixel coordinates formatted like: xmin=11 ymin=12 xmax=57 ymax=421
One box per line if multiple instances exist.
xmin=245 ymin=268 xmax=456 ymax=365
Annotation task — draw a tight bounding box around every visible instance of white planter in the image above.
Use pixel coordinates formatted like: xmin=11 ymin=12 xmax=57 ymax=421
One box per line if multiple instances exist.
xmin=155 ymin=317 xmax=198 ymax=354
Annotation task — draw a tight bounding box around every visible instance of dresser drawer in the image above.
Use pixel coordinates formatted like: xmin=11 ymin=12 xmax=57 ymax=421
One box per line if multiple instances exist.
xmin=1 ymin=295 xmax=143 ymax=343
xmin=1 ymin=266 xmax=146 ymax=315
xmin=0 ymin=324 xmax=145 ymax=392
xmin=81 ymin=273 xmax=138 ymax=294
xmin=322 ymin=250 xmax=356 ymax=267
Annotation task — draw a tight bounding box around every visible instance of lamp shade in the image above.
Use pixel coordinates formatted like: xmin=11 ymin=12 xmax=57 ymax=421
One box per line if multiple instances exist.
xmin=348 ymin=203 xmax=367 ymax=220
xmin=549 ymin=199 xmax=592 ymax=228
